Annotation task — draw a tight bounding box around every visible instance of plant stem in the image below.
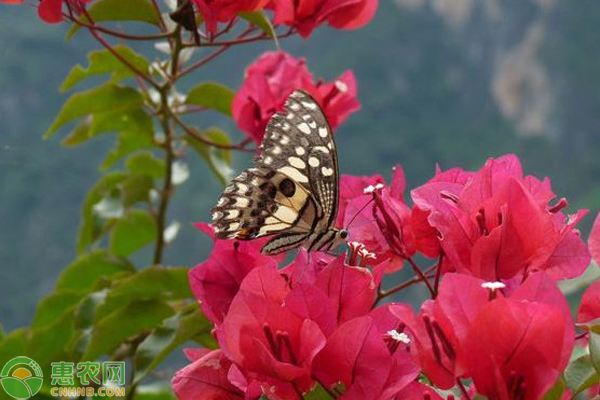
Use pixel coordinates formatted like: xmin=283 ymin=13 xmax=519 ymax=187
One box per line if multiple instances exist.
xmin=375 ymin=272 xmax=436 ymax=304
xmin=407 ymin=257 xmax=435 ymax=297
xmin=168 ymin=109 xmax=255 ymax=151
xmin=87 ymin=26 xmax=161 ymax=90
xmin=152 ymin=30 xmax=183 ymax=266
xmin=456 ymin=379 xmax=471 ymax=400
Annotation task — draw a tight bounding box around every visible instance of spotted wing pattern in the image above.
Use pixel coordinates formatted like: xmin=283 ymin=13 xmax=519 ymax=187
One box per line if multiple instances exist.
xmin=211 ymin=90 xmax=339 ymax=254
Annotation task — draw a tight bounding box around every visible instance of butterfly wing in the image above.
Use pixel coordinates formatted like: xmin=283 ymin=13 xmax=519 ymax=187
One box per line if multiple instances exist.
xmin=211 ymin=90 xmax=339 ymax=253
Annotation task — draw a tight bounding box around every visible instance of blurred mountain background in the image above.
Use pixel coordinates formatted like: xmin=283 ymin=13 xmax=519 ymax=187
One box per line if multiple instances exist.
xmin=1 ymin=0 xmax=599 ymax=330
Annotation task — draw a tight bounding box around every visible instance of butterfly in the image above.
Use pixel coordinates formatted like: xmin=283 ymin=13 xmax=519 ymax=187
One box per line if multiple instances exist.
xmin=211 ymin=89 xmax=348 ymax=255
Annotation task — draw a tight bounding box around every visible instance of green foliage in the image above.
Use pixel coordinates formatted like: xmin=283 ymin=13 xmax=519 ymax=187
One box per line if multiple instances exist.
xmin=565 ymin=355 xmax=600 ymax=395
xmin=109 ymin=209 xmax=157 ymax=256
xmin=45 ymin=84 xmax=144 ymax=138
xmin=240 ymin=11 xmax=278 ymax=41
xmin=61 ymin=45 xmax=150 ymax=91
xmin=0 ymin=21 xmax=239 ymax=398
xmin=186 ymin=82 xmax=235 ymax=117
xmin=133 ymin=308 xmax=214 ymax=384
xmin=82 ymin=299 xmax=174 ymax=361
xmin=303 ymin=383 xmax=337 ymax=400
xmin=126 ymin=152 xmax=166 ymax=179
xmin=543 ymin=378 xmax=566 ymax=400
xmin=67 ymin=0 xmax=161 ymax=38
xmin=56 ymin=250 xmax=134 ymax=291
xmin=186 ymin=127 xmax=234 ymax=185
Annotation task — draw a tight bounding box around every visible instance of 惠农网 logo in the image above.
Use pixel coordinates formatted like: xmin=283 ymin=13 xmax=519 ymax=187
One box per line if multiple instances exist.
xmin=1 ymin=357 xmax=43 ymax=399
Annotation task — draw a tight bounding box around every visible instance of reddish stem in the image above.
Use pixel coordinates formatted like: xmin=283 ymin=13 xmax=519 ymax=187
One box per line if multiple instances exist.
xmin=65 ymin=14 xmax=173 ymax=40
xmin=407 ymin=257 xmax=435 ymax=297
xmin=169 ymin=110 xmax=255 ymax=152
xmin=456 ymin=379 xmax=471 ymax=400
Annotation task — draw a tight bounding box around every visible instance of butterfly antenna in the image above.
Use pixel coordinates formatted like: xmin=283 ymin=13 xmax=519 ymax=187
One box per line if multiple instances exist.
xmin=344 ymin=198 xmax=375 ymax=230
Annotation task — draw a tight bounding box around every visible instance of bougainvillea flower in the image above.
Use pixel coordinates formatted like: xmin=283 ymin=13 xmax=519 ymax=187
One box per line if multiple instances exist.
xmin=391 ymin=272 xmax=573 ymax=392
xmin=342 ymin=165 xmax=440 ymax=272
xmin=588 ymin=212 xmax=600 ymax=266
xmin=232 ymin=51 xmax=360 ymax=143
xmin=411 ymin=154 xmax=590 ymax=281
xmin=463 ymin=298 xmax=571 ymax=400
xmin=337 ymin=173 xmax=385 ymax=227
xmin=192 ymin=0 xmax=269 ymax=35
xmin=577 ymin=280 xmax=600 ymax=324
xmin=172 ymin=349 xmax=245 ymax=400
xmin=313 ymin=307 xmax=419 ymax=400
xmin=312 ymin=255 xmax=376 ymax=324
xmin=188 ymin=223 xmax=280 ymax=325
xmin=22 ymin=0 xmax=92 ymax=23
xmin=394 ymin=382 xmax=444 ymax=400
xmin=268 ymin=0 xmax=378 ymax=38
xmin=216 ymin=266 xmax=328 ymax=399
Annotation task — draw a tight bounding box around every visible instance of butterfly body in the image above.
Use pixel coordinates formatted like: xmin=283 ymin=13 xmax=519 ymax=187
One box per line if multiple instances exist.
xmin=211 ymin=90 xmax=347 ymax=255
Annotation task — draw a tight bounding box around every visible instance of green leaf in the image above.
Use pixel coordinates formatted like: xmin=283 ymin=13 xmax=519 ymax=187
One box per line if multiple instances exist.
xmin=578 ymin=317 xmax=600 ymax=334
xmin=78 ymin=172 xmax=128 ymax=254
xmin=565 ymin=355 xmax=600 ymax=395
xmin=0 ymin=324 xmax=4 ymax=342
xmin=67 ymin=0 xmax=161 ymax=39
xmin=126 ymin=152 xmax=165 ymax=179
xmin=45 ymin=84 xmax=144 ymax=138
xmin=133 ymin=308 xmax=211 ymax=383
xmin=60 ymin=117 xmax=93 ymax=147
xmin=31 ymin=291 xmax=85 ymax=329
xmin=186 ymin=82 xmax=234 ymax=116
xmin=123 ymin=174 xmax=155 ymax=206
xmin=61 ymin=46 xmax=150 ymax=91
xmin=186 ymin=127 xmax=233 ymax=185
xmin=303 ymin=383 xmax=337 ymax=400
xmin=96 ymin=266 xmax=192 ymax=319
xmin=62 ymin=107 xmax=153 ymax=148
xmin=239 ymin=11 xmax=278 ymax=41
xmin=543 ymin=377 xmax=566 ymax=400
xmin=57 ymin=250 xmax=135 ymax=292
xmin=133 ymin=382 xmax=177 ymax=400
xmin=109 ymin=209 xmax=157 ymax=257
xmin=82 ymin=299 xmax=174 ymax=361
xmin=69 ymin=290 xmax=109 ymax=358
xmin=591 ymin=332 xmax=600 ymax=374
xmin=102 ymin=130 xmax=156 ymax=170
xmin=27 ymin=311 xmax=75 ymax=365
xmin=0 ymin=328 xmax=28 ymax=365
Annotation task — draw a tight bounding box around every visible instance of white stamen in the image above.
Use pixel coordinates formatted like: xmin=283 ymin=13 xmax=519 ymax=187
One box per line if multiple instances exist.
xmin=363 ymin=183 xmax=384 ymax=194
xmin=349 ymin=241 xmax=366 ymax=252
xmin=387 ymin=330 xmax=410 ymax=344
xmin=481 ymin=281 xmax=506 ymax=290
xmin=358 ymin=248 xmax=376 ymax=260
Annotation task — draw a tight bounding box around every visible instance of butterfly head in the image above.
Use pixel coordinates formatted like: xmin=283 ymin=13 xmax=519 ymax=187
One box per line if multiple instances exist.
xmin=308 ymin=227 xmax=349 ymax=253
